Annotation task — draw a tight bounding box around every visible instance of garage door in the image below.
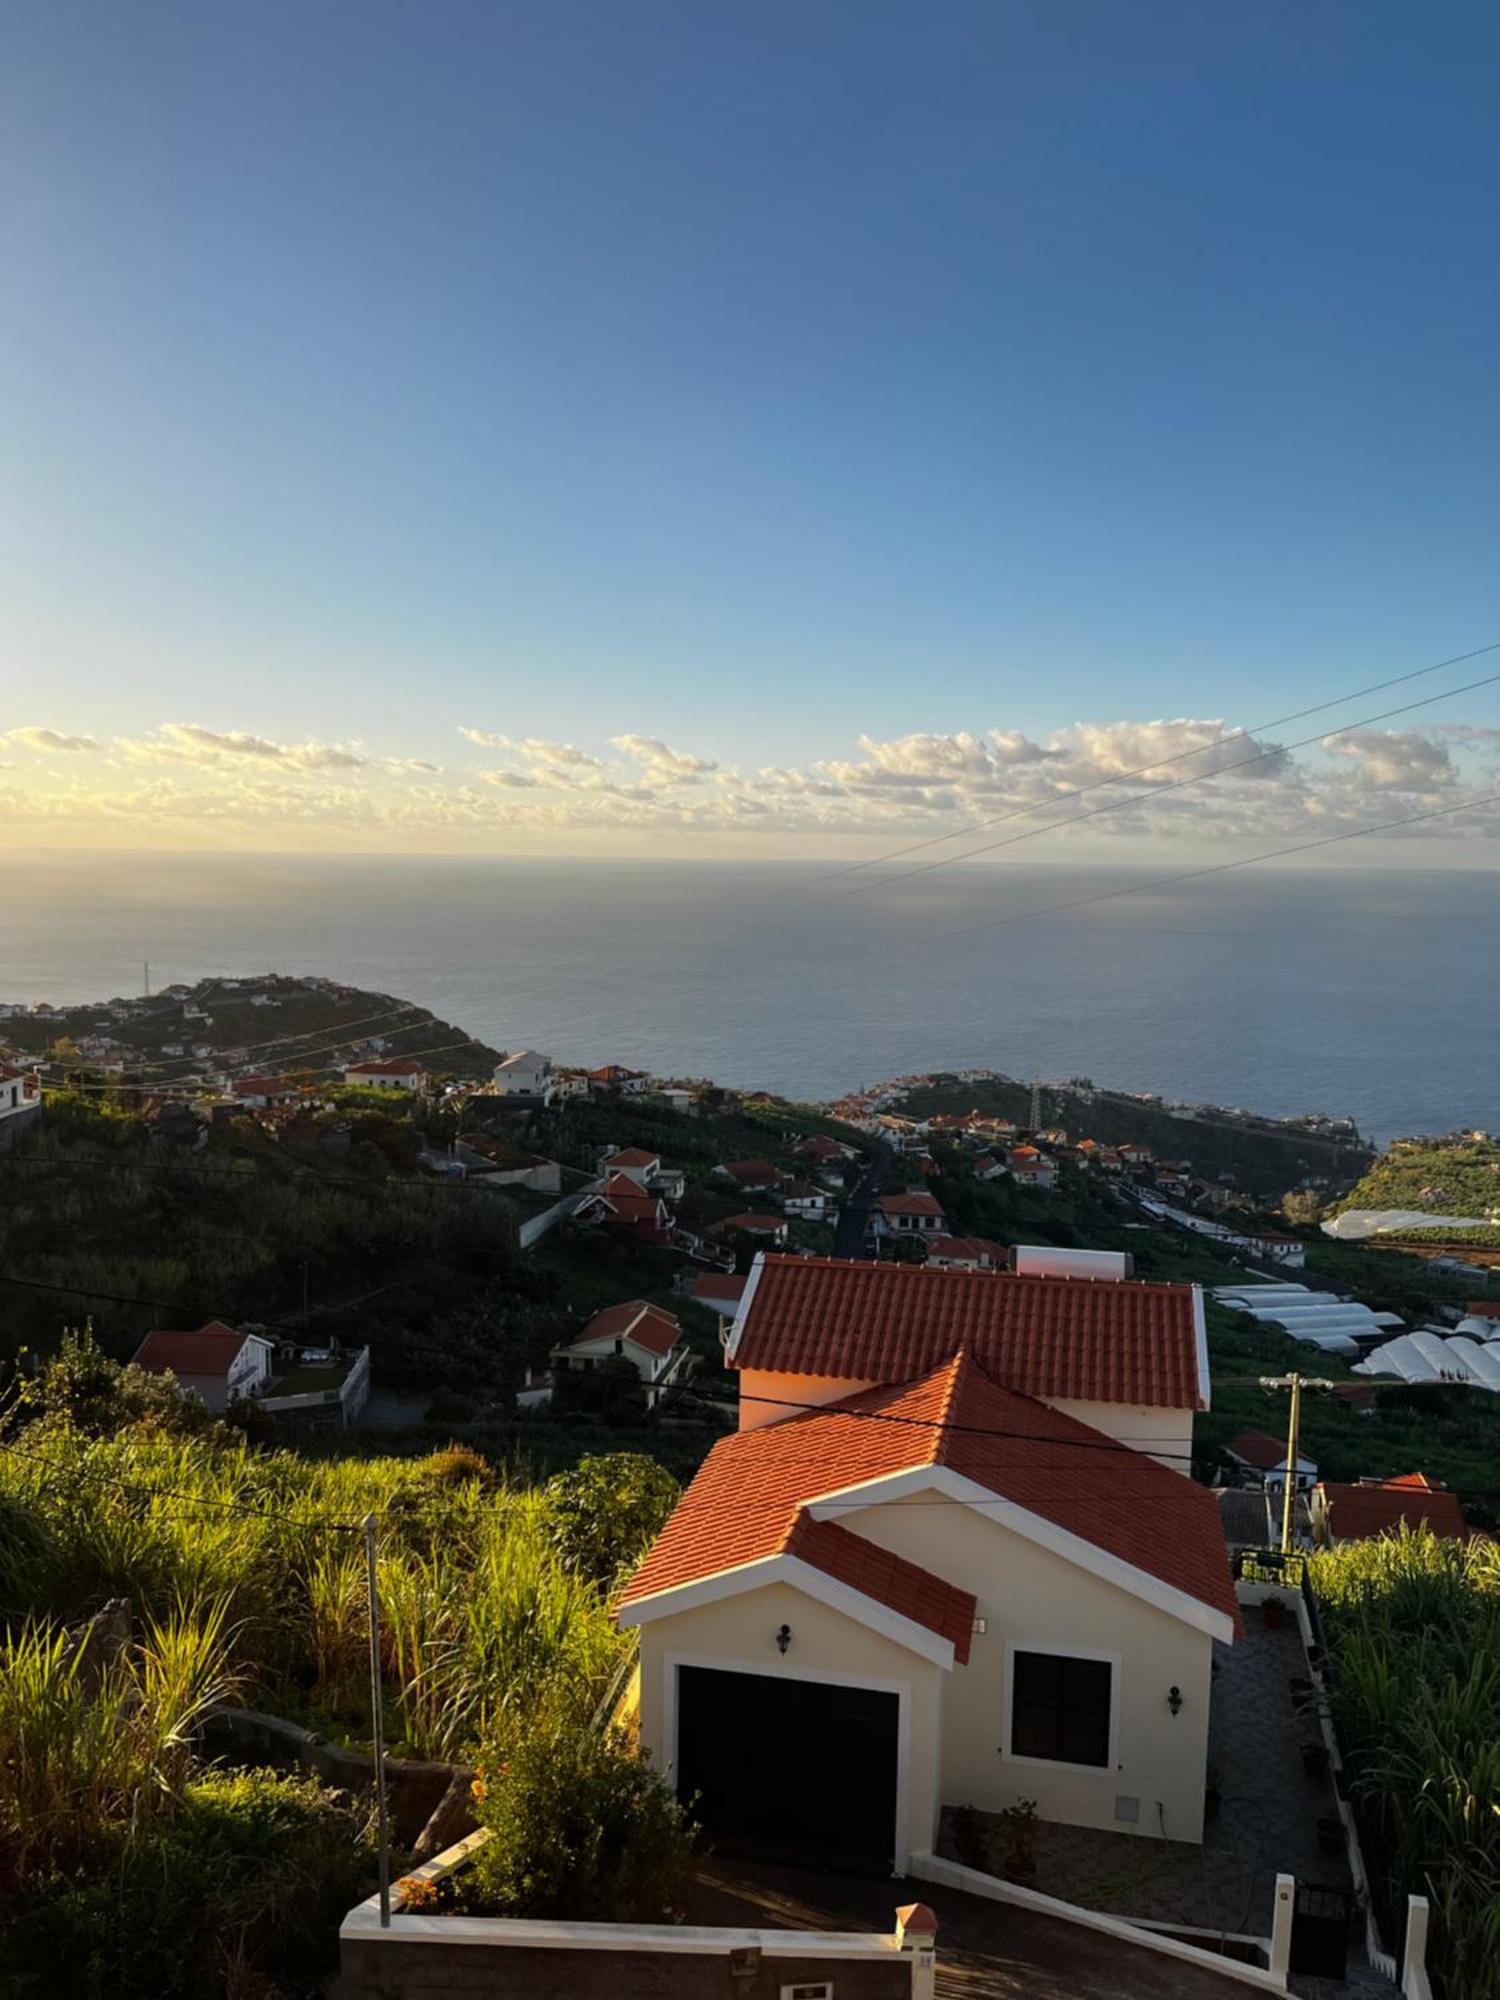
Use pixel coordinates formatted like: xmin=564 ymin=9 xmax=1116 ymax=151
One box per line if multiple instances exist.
xmin=675 ymin=1665 xmax=899 ymax=1873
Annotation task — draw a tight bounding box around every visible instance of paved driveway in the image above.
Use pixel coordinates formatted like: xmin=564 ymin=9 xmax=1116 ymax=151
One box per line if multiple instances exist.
xmin=689 ymin=1858 xmax=1259 ymax=1999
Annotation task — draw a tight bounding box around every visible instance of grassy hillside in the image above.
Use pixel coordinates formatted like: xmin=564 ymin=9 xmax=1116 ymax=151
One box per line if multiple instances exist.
xmin=1334 ymin=1135 xmax=1500 ymax=1219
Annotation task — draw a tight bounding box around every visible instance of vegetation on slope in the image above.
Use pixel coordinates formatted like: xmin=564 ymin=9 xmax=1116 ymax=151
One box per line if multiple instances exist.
xmin=1312 ymin=1529 xmax=1500 ymax=1999
xmin=1334 ymin=1135 xmax=1500 ymax=1220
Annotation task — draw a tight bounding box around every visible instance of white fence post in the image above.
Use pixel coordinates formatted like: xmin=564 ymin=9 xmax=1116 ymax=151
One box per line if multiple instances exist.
xmin=1401 ymin=1894 xmax=1431 ymax=1999
xmin=895 ymin=1902 xmax=937 ymax=2000
xmin=1268 ymin=1874 xmax=1295 ymax=1987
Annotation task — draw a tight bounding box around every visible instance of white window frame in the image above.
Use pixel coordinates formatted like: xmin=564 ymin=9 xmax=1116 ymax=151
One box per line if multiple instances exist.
xmin=663 ymin=1651 xmax=915 ymax=1873
xmin=1001 ymin=1640 xmax=1121 ymax=1777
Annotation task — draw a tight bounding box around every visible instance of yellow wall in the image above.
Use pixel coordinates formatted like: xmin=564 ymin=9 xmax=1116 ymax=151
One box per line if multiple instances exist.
xmin=840 ymin=1497 xmax=1215 ymax=1842
xmin=1037 ymin=1396 xmax=1195 ymax=1471
xmin=736 ymin=1369 xmax=879 ymax=1430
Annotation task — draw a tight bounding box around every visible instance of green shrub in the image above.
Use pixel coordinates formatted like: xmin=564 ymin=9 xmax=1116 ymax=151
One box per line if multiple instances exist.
xmin=464 ymin=1718 xmax=695 ymax=1921
xmin=5 ymin=1767 xmax=372 ymax=1998
xmin=542 ymin=1452 xmax=679 ymax=1587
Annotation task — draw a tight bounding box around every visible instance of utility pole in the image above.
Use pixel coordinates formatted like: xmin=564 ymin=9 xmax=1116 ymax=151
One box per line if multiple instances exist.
xmin=1029 ymin=1075 xmax=1042 ymax=1132
xmin=1259 ymin=1373 xmax=1337 ymax=1553
xmin=143 ymin=961 xmax=150 ymax=998
xmin=363 ymin=1514 xmax=392 ymax=1927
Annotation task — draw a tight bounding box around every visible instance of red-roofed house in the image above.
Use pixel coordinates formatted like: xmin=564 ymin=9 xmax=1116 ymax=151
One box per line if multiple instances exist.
xmin=576 ymin=1171 xmax=675 ymax=1244
xmin=132 ymin=1321 xmax=275 ymax=1412
xmin=1310 ymin=1474 xmax=1470 ymax=1546
xmin=778 ymin=1179 xmax=830 ymax=1222
xmin=1222 ymin=1430 xmax=1317 ymax=1494
xmin=1006 ymin=1147 xmax=1058 ymax=1191
xmin=924 ymin=1236 xmax=1005 ymax=1272
xmin=690 ymin=1270 xmax=747 ymax=1322
xmin=552 ymin=1300 xmax=685 ymax=1405
xmin=726 ymin=1253 xmax=1209 ymax=1471
xmin=620 ymin=1348 xmax=1238 ymax=1872
xmin=873 ymin=1190 xmax=947 ymax=1238
xmin=340 ymin=1057 xmax=426 ymax=1091
xmin=712 ymin=1212 xmax=789 ymax=1246
xmin=720 ymin=1158 xmax=786 ymax=1193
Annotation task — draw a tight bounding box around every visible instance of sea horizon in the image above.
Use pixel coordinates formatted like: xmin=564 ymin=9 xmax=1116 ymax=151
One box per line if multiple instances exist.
xmin=6 ymin=850 xmax=1497 ymax=1146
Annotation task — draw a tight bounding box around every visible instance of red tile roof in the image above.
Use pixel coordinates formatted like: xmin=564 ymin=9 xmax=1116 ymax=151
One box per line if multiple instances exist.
xmin=565 ymin=1300 xmax=681 ymax=1359
xmin=878 ymin=1192 xmax=946 ymax=1217
xmin=732 ymin=1255 xmax=1205 ymax=1409
xmin=620 ymin=1354 xmax=1238 ymax=1639
xmin=345 ymin=1057 xmax=425 ymax=1075
xmin=231 ymin=1074 xmax=287 ymax=1096
xmin=606 ymin=1148 xmax=661 ymax=1168
xmin=725 ymin=1159 xmax=783 ymax=1185
xmin=715 ymin=1212 xmax=786 ymax=1234
xmin=590 ymin=1172 xmax=670 ymax=1225
xmin=1316 ymin=1476 xmax=1469 ymax=1542
xmin=926 ymin=1237 xmax=1004 ymax=1266
xmin=1224 ymin=1430 xmax=1290 ymax=1471
xmin=132 ymin=1321 xmax=258 ymax=1378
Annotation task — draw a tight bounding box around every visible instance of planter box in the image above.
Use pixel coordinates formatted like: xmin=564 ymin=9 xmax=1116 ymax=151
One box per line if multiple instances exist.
xmin=339 ymin=1834 xmax=931 ymax=1998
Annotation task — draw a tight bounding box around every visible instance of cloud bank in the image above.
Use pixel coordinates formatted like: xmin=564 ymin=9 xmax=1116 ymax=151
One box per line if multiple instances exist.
xmin=1 ymin=712 xmax=1497 ymax=852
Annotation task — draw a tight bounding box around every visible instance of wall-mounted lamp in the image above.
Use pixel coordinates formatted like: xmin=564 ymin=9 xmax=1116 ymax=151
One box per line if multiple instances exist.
xmin=775 ymin=1623 xmax=792 ymax=1656
xmin=1167 ymin=1685 xmax=1183 ymax=1717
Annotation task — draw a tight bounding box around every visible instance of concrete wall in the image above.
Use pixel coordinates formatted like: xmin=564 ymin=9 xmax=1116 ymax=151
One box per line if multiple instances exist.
xmin=845 ymin=1497 xmax=1216 ymax=1844
xmin=338 ymin=1933 xmax=914 ymax=1999
xmin=635 ymin=1579 xmax=945 ymax=1869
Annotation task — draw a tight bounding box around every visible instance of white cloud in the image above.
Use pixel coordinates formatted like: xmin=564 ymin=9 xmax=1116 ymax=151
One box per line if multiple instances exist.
xmin=118 ymin=724 xmax=367 ymax=771
xmin=611 ymin=733 xmax=718 ymax=777
xmin=1322 ymin=728 xmax=1454 ymax=792
xmin=3 ymin=725 xmax=99 ymax=754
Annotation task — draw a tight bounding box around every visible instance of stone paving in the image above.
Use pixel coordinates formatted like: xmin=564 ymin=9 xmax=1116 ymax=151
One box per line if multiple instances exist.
xmin=940 ymin=1607 xmax=1399 ymax=2000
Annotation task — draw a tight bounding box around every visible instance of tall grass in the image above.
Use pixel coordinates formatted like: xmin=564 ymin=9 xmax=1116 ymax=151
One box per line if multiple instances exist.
xmin=0 ymin=1422 xmax=633 ymax=1761
xmin=0 ymin=1598 xmax=239 ymax=1890
xmin=1311 ymin=1528 xmax=1500 ymax=2000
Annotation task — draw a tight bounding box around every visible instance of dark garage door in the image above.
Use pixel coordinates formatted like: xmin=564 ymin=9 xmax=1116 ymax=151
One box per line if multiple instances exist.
xmin=675 ymin=1665 xmax=899 ymax=1874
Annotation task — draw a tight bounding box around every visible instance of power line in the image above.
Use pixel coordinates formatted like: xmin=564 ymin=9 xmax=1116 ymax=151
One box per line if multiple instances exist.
xmin=923 ymin=789 xmax=1500 ymax=945
xmin=777 ymin=636 xmax=1500 ymax=897
xmin=817 ymin=661 xmax=1500 ymax=905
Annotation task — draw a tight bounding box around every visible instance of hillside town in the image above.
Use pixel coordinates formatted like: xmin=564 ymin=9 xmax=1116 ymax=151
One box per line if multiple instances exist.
xmin=2 ymin=975 xmax=1496 ymax=1998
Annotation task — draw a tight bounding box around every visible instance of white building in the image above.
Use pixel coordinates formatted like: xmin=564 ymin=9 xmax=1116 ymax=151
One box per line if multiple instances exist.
xmin=491 ymin=1050 xmax=555 ymax=1102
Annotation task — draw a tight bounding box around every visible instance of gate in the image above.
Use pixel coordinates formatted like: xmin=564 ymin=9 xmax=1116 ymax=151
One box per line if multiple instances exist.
xmin=1289 ymin=1882 xmax=1351 ymax=1978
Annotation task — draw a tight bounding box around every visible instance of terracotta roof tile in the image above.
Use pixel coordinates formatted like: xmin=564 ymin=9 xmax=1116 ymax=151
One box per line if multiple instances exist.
xmin=620 ymin=1354 xmax=1238 ymax=1639
xmin=1225 ymin=1430 xmax=1290 ymax=1471
xmin=1317 ymin=1477 xmax=1469 ymax=1542
xmin=878 ymin=1192 xmax=946 ymax=1217
xmin=133 ymin=1321 xmax=258 ymax=1378
xmin=732 ymin=1255 xmax=1204 ymax=1410
xmin=606 ymin=1148 xmax=661 ymax=1168
xmin=564 ymin=1299 xmax=681 ymax=1358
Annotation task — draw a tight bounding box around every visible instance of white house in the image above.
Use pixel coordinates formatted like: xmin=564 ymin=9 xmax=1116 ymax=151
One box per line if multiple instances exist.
xmin=924 ymin=1235 xmax=1004 ymax=1272
xmin=132 ymin=1321 xmax=275 ymax=1413
xmin=873 ymin=1191 xmax=947 ymax=1237
xmin=1222 ymin=1430 xmax=1318 ymax=1495
xmin=491 ymin=1051 xmax=555 ymax=1102
xmin=341 ymin=1057 xmax=426 ymax=1091
xmin=0 ymin=1065 xmax=41 ymax=1147
xmin=619 ymin=1258 xmax=1236 ymax=1873
xmin=551 ymin=1300 xmax=686 ymax=1406
xmin=778 ymin=1179 xmax=831 ymax=1222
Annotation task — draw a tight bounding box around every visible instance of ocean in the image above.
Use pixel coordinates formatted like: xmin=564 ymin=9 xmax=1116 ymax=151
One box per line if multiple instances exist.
xmin=4 ymin=852 xmax=1497 ymax=1145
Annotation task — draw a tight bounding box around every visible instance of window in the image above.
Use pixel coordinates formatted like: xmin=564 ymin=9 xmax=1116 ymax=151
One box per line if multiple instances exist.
xmin=1010 ymin=1650 xmax=1112 ymax=1768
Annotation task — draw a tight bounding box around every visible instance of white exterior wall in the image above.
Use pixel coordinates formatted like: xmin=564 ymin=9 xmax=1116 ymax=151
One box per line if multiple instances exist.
xmin=634 ymin=1580 xmax=945 ymax=1870
xmin=827 ymin=1499 xmax=1216 ymax=1843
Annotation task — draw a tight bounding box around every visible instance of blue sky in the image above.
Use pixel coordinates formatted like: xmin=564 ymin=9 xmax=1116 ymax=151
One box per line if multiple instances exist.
xmin=3 ymin=1 xmax=1499 ymax=856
